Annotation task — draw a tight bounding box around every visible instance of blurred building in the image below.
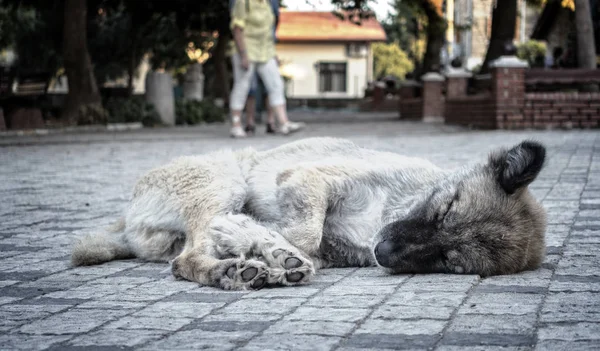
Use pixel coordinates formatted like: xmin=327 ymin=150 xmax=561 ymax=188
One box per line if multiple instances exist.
xmin=446 ymin=0 xmax=541 ymax=69
xmin=275 ymin=11 xmax=386 ymax=100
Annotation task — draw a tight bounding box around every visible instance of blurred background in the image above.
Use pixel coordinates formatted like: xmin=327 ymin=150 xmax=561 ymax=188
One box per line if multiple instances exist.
xmin=0 ymin=0 xmax=598 ymax=132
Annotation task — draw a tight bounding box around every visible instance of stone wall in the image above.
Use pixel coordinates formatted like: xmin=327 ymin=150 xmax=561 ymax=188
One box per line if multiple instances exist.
xmin=445 ymin=94 xmax=495 ymax=128
xmin=399 ymin=98 xmax=423 ymax=120
xmin=523 ymin=93 xmax=600 ymax=129
xmin=398 ymin=56 xmax=600 ymax=129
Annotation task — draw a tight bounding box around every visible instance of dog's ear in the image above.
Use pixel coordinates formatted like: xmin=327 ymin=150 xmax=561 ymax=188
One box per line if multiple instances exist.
xmin=489 ymin=140 xmax=546 ymax=194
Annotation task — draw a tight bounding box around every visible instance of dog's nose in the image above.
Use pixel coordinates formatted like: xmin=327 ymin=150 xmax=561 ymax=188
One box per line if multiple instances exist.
xmin=374 ymin=240 xmax=394 ymax=267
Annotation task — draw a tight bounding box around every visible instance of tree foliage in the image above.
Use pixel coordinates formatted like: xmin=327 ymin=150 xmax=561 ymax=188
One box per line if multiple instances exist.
xmin=0 ymin=0 xmax=63 ymax=74
xmin=516 ymin=40 xmax=547 ymax=66
xmin=372 ymin=42 xmax=414 ymax=79
xmin=383 ymin=0 xmax=446 ymax=76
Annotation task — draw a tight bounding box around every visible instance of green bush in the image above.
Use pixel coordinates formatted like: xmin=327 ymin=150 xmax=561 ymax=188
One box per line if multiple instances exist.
xmin=517 ymin=40 xmax=547 ymax=67
xmin=104 ymin=96 xmax=161 ymax=127
xmin=175 ymin=99 xmax=225 ymax=125
xmin=372 ymin=42 xmax=414 ymax=80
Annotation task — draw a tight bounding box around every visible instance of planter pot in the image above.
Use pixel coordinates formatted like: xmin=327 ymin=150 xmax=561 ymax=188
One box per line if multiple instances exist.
xmin=145 ymin=71 xmax=175 ymax=126
xmin=183 ymin=63 xmax=205 ymax=101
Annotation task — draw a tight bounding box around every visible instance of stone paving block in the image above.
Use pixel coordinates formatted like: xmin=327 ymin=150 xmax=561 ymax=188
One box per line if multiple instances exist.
xmin=263 ymin=320 xmax=356 ymax=336
xmin=105 ymin=316 xmax=194 ymax=331
xmin=284 ymin=306 xmax=371 ymax=322
xmin=67 ymin=329 xmax=166 ymax=347
xmin=1 ymin=303 xmax=70 ymax=321
xmin=0 ymin=335 xmax=72 ymax=351
xmin=437 ymin=347 xmax=531 ymax=351
xmin=203 ymin=312 xmax=282 ymax=323
xmin=0 ymin=319 xmax=28 ymax=333
xmin=387 ymin=291 xmax=467 ymax=307
xmin=141 ymin=330 xmax=256 ymax=351
xmin=164 ymin=291 xmax=246 ymax=303
xmin=241 ymin=286 xmax=321 ymax=299
xmin=306 ymin=293 xmax=387 ymax=308
xmin=355 ymin=318 xmax=447 ymax=335
xmin=0 ymin=296 xmax=22 ymax=305
xmin=479 ymin=269 xmax=552 ymax=287
xmin=397 ymin=275 xmax=479 ymax=293
xmin=439 ymin=332 xmax=536 ymax=347
xmin=44 ymin=283 xmax=138 ymax=299
xmin=341 ymin=273 xmax=409 ymax=286
xmin=20 ymin=308 xmax=129 ymax=334
xmin=75 ymin=300 xmax=147 ymax=310
xmin=320 ymin=283 xmax=397 ymax=296
xmin=342 ymin=333 xmax=439 ymax=350
xmin=218 ymin=298 xmax=305 ymax=315
xmin=310 ymin=273 xmax=348 ymax=284
xmin=241 ymin=334 xmax=342 ymax=351
xmin=371 ymin=305 xmax=455 ymax=320
xmin=535 ymin=340 xmax=600 ymax=351
xmin=135 ymin=302 xmax=223 ymax=319
xmin=448 ymin=313 xmax=537 ymax=334
xmin=459 ymin=293 xmax=543 ymax=315
xmin=184 ymin=320 xmax=272 ymax=333
xmin=538 ymin=322 xmax=600 ymax=341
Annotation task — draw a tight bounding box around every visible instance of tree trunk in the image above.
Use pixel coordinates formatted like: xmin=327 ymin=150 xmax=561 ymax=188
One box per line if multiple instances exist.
xmin=421 ymin=1 xmax=447 ymax=75
xmin=61 ymin=0 xmax=103 ymax=124
xmin=575 ymin=0 xmax=598 ymax=91
xmin=480 ymin=0 xmax=518 ymax=74
xmin=575 ymin=0 xmax=597 ymax=69
xmin=212 ymin=30 xmax=231 ymax=105
xmin=127 ymin=49 xmax=137 ymax=96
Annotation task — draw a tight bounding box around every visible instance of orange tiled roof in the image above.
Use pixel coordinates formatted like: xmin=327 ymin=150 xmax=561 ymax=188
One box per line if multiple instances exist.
xmin=276 ymin=11 xmax=387 ymax=43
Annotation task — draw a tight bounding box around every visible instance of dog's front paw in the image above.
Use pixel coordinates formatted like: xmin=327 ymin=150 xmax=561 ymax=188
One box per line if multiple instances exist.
xmin=210 ymin=213 xmax=276 ymax=258
xmin=263 ymin=247 xmax=314 ymax=286
xmin=219 ymin=259 xmax=269 ymax=291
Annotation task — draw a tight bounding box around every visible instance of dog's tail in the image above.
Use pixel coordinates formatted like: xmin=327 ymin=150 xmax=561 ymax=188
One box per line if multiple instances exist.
xmin=71 ymin=218 xmax=135 ymax=266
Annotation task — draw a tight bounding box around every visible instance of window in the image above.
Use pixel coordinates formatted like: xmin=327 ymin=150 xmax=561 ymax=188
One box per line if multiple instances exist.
xmin=318 ymin=62 xmax=347 ymax=93
xmin=346 ymin=43 xmax=367 ymax=58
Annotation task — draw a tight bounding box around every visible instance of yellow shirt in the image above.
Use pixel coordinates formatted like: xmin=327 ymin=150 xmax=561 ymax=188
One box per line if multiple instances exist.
xmin=230 ymin=0 xmax=275 ymax=63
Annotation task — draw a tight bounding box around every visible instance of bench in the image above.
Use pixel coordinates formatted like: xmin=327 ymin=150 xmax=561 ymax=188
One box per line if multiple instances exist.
xmin=0 ymin=68 xmax=50 ymax=129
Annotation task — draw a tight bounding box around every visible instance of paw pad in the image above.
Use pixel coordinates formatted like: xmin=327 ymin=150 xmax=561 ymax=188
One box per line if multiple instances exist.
xmin=285 ymin=257 xmax=302 ymax=269
xmin=286 ymin=272 xmax=304 ymax=283
xmin=241 ymin=267 xmax=258 ymax=282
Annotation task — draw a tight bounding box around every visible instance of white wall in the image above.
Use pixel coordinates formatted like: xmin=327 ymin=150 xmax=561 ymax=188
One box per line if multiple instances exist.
xmin=276 ymin=43 xmax=370 ymax=99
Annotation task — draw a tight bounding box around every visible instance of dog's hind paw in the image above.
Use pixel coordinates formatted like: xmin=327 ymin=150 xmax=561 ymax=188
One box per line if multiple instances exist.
xmin=263 ymin=247 xmax=314 ymax=286
xmin=219 ymin=259 xmax=269 ymax=291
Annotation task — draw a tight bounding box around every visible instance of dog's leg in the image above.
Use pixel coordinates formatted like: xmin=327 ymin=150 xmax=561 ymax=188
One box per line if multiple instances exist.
xmin=208 ymin=213 xmax=315 ymax=286
xmin=274 ymin=168 xmax=330 ymax=256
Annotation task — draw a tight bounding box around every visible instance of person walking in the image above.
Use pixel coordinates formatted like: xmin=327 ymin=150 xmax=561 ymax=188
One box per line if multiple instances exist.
xmin=229 ymin=0 xmax=304 ymax=138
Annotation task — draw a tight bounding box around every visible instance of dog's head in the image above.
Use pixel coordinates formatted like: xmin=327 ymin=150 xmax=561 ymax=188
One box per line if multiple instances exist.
xmin=373 ymin=140 xmax=547 ymax=276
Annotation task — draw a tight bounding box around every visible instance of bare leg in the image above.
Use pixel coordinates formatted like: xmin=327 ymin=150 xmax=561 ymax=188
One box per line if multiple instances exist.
xmin=245 ymin=96 xmax=256 ymax=127
xmin=266 ymin=96 xmax=275 ymax=125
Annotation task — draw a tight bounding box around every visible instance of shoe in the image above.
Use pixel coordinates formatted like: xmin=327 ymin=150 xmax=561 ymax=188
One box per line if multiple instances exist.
xmin=230 ymin=125 xmax=247 ymax=138
xmin=245 ymin=124 xmax=256 ymax=135
xmin=279 ymin=121 xmax=306 ymax=135
xmin=266 ymin=123 xmax=276 ymax=134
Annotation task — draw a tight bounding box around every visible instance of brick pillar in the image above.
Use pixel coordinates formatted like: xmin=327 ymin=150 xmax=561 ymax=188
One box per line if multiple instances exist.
xmin=490 ymin=56 xmax=528 ymax=129
xmin=445 ymin=69 xmax=471 ymax=99
xmin=398 ymin=80 xmax=421 ymax=120
xmin=421 ymin=72 xmax=445 ymax=123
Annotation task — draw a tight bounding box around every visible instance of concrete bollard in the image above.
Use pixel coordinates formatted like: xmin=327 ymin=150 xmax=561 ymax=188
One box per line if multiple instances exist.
xmin=145 ymin=71 xmax=175 ymax=126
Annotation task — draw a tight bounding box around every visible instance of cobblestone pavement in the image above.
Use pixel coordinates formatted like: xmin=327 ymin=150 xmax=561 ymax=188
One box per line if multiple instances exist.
xmin=1 ymin=117 xmax=599 ymax=350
